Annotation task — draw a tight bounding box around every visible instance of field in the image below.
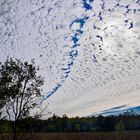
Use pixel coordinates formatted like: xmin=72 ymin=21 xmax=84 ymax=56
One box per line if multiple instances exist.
xmin=3 ymin=132 xmax=140 ymax=140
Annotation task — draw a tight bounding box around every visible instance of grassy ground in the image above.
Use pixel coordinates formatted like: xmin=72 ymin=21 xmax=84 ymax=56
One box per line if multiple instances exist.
xmin=1 ymin=132 xmax=140 ymax=140
xmin=33 ymin=132 xmax=140 ymax=140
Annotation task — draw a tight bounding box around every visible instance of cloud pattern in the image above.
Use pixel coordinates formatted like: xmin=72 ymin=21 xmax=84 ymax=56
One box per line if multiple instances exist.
xmin=0 ymin=0 xmax=140 ymax=117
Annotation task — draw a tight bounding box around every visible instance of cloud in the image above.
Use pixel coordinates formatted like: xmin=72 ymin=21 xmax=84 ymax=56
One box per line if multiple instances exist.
xmin=0 ymin=0 xmax=140 ymax=117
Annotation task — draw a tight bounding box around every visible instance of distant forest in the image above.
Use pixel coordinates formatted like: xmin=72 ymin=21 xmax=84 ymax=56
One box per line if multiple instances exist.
xmin=1 ymin=111 xmax=140 ymax=133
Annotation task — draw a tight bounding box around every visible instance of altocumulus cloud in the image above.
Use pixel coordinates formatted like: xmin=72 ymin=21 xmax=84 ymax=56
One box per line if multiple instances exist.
xmin=0 ymin=0 xmax=140 ymax=117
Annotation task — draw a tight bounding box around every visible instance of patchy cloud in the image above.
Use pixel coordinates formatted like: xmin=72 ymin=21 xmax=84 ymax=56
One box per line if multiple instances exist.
xmin=0 ymin=0 xmax=140 ymax=117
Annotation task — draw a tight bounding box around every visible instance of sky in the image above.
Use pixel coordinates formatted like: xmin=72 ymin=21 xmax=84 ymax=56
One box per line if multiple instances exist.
xmin=0 ymin=0 xmax=140 ymax=117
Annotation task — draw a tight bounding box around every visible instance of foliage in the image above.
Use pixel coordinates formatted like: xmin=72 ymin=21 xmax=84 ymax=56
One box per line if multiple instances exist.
xmin=0 ymin=121 xmax=12 ymax=133
xmin=74 ymin=124 xmax=81 ymax=132
xmin=1 ymin=111 xmax=139 ymax=133
xmin=0 ymin=58 xmax=44 ymax=140
xmin=115 ymin=121 xmax=125 ymax=132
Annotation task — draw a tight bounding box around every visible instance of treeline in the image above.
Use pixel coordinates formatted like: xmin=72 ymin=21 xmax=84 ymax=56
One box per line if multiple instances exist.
xmin=1 ymin=112 xmax=140 ymax=133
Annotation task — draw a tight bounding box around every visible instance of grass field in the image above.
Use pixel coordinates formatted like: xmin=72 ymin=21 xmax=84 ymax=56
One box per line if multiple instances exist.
xmin=2 ymin=132 xmax=140 ymax=140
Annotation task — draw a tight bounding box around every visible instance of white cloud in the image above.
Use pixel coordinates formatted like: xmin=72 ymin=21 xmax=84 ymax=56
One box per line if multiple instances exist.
xmin=0 ymin=0 xmax=140 ymax=117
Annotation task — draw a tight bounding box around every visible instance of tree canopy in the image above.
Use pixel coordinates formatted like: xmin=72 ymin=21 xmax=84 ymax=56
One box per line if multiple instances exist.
xmin=0 ymin=58 xmax=44 ymax=140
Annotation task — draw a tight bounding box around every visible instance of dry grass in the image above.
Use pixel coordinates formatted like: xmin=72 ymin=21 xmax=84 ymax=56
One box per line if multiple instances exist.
xmin=20 ymin=132 xmax=140 ymax=140
xmin=1 ymin=132 xmax=140 ymax=140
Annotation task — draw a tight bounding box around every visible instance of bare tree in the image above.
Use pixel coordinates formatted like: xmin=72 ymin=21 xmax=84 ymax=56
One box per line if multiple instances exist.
xmin=0 ymin=58 xmax=44 ymax=140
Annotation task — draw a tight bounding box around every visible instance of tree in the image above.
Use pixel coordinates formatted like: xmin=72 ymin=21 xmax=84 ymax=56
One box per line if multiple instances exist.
xmin=115 ymin=121 xmax=125 ymax=132
xmin=0 ymin=58 xmax=44 ymax=140
xmin=74 ymin=124 xmax=81 ymax=132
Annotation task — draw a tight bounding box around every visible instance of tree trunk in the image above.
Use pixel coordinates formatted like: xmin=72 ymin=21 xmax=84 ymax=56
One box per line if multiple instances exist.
xmin=13 ymin=121 xmax=17 ymax=140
